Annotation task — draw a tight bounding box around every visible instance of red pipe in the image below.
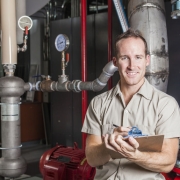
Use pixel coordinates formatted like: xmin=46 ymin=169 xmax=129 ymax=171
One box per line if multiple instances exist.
xmin=108 ymin=0 xmax=113 ymax=89
xmin=81 ymin=0 xmax=87 ymax=150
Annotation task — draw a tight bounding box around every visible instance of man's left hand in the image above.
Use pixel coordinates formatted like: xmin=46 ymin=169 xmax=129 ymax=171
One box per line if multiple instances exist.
xmin=104 ymin=134 xmax=139 ymax=159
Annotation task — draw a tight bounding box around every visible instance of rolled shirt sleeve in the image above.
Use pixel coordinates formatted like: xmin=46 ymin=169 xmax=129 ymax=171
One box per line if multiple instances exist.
xmin=156 ymin=96 xmax=180 ymax=138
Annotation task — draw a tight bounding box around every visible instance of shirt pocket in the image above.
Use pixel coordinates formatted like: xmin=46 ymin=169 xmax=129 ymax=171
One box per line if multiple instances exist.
xmin=136 ymin=124 xmax=155 ymax=136
xmin=101 ymin=124 xmax=114 ymax=136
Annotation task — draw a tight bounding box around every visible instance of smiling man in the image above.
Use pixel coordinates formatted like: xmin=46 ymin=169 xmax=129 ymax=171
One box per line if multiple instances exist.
xmin=81 ymin=29 xmax=180 ymax=180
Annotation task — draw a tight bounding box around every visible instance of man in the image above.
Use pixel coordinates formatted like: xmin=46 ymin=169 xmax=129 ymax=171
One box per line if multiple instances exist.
xmin=81 ymin=29 xmax=180 ymax=180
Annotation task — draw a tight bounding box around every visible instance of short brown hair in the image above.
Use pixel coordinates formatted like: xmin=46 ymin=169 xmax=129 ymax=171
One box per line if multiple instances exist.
xmin=115 ymin=28 xmax=149 ymax=57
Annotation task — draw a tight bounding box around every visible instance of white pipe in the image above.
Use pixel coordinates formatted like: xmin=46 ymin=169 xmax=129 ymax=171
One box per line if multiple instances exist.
xmin=1 ymin=0 xmax=17 ymax=64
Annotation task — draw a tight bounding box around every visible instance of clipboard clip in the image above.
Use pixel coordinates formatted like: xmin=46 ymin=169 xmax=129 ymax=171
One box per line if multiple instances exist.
xmin=124 ymin=126 xmax=148 ymax=138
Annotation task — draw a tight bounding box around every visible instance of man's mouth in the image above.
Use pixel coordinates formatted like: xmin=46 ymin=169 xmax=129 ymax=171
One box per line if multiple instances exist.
xmin=126 ymin=72 xmax=137 ymax=76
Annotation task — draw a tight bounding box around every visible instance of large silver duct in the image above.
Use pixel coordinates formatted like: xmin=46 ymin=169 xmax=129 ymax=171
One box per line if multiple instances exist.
xmin=128 ymin=0 xmax=169 ymax=92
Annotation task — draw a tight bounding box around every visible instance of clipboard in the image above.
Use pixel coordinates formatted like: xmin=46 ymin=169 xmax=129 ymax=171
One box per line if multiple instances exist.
xmin=108 ymin=135 xmax=164 ymax=159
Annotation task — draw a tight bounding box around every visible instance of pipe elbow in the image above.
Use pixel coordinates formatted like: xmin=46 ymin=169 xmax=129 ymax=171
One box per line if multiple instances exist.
xmin=103 ymin=61 xmax=118 ymax=76
xmin=92 ymin=79 xmax=106 ymax=92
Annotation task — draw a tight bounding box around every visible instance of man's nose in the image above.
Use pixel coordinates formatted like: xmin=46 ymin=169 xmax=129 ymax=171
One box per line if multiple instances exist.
xmin=128 ymin=59 xmax=135 ymax=69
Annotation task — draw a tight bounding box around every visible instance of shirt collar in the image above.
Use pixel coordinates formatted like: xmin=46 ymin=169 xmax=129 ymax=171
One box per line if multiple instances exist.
xmin=109 ymin=81 xmax=122 ymax=99
xmin=137 ymin=78 xmax=153 ymax=100
xmin=109 ymin=78 xmax=153 ymax=100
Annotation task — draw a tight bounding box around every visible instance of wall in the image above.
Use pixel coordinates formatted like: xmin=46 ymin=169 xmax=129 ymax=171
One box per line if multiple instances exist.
xmin=166 ymin=2 xmax=180 ymax=105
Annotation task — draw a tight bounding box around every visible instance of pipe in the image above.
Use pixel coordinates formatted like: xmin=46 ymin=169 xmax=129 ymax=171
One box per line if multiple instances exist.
xmin=81 ymin=0 xmax=87 ymax=150
xmin=17 ymin=27 xmax=28 ymax=53
xmin=108 ymin=0 xmax=112 ymax=90
xmin=128 ymin=0 xmax=169 ymax=92
xmin=0 ymin=0 xmax=27 ymax=178
xmin=16 ymin=0 xmax=26 ymax=45
xmin=1 ymin=0 xmax=17 ymax=64
xmin=26 ymin=61 xmax=118 ymax=93
xmin=112 ymin=0 xmax=129 ymax=32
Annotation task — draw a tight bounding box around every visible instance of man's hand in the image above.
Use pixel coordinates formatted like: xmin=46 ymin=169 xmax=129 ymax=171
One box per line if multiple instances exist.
xmin=113 ymin=126 xmax=131 ymax=137
xmin=104 ymin=133 xmax=139 ymax=159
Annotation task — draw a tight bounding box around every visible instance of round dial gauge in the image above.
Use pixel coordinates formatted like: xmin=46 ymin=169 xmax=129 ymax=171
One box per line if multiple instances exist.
xmin=18 ymin=16 xmax=33 ymax=30
xmin=55 ymin=34 xmax=70 ymax=52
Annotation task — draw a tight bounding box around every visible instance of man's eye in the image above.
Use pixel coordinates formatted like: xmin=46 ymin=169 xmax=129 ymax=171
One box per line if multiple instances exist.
xmin=121 ymin=56 xmax=128 ymax=60
xmin=136 ymin=56 xmax=142 ymax=60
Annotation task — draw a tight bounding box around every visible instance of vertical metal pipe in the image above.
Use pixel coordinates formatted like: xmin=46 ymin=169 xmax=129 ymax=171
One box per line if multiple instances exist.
xmin=128 ymin=0 xmax=169 ymax=92
xmin=1 ymin=0 xmax=17 ymax=64
xmin=81 ymin=0 xmax=87 ymax=150
xmin=108 ymin=0 xmax=112 ymax=90
xmin=1 ymin=103 xmax=21 ymax=159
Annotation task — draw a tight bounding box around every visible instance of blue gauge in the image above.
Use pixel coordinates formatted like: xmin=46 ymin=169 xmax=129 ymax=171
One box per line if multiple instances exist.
xmin=55 ymin=34 xmax=70 ymax=52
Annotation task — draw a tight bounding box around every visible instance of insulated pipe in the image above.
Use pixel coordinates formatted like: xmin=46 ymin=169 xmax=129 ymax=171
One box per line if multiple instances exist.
xmin=81 ymin=0 xmax=87 ymax=150
xmin=128 ymin=0 xmax=169 ymax=92
xmin=108 ymin=0 xmax=113 ymax=90
xmin=16 ymin=0 xmax=26 ymax=45
xmin=1 ymin=0 xmax=17 ymax=64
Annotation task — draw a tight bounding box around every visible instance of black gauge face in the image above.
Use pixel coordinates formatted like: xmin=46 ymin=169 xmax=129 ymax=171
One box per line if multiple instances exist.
xmin=55 ymin=34 xmax=69 ymax=52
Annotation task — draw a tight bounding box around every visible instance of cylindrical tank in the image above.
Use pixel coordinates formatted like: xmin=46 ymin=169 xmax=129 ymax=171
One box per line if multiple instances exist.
xmin=0 ymin=75 xmax=27 ymax=178
xmin=128 ymin=0 xmax=169 ymax=92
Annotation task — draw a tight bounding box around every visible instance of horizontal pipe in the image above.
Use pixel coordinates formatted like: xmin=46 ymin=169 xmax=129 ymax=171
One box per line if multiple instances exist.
xmin=26 ymin=61 xmax=118 ymax=92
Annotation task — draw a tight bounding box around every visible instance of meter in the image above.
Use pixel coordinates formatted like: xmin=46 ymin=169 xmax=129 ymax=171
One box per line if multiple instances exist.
xmin=18 ymin=16 xmax=33 ymax=30
xmin=55 ymin=34 xmax=70 ymax=52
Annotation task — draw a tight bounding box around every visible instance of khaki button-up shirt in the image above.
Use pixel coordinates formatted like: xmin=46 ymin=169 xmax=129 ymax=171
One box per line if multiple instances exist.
xmin=82 ymin=79 xmax=180 ymax=180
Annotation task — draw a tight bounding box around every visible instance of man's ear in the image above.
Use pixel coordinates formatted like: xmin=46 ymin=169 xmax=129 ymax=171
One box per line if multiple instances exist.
xmin=146 ymin=54 xmax=150 ymax=66
xmin=112 ymin=57 xmax=117 ymax=67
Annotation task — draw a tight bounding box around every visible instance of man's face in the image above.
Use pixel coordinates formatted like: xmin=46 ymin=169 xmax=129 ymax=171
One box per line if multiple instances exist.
xmin=113 ymin=37 xmax=150 ymax=88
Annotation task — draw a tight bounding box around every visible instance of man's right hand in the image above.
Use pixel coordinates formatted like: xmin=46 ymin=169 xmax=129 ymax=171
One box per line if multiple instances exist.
xmin=113 ymin=126 xmax=131 ymax=136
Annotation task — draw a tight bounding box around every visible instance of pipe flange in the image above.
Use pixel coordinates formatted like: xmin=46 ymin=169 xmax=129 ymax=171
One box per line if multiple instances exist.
xmin=28 ymin=82 xmax=33 ymax=91
xmin=71 ymin=80 xmax=81 ymax=92
xmin=35 ymin=81 xmax=41 ymax=91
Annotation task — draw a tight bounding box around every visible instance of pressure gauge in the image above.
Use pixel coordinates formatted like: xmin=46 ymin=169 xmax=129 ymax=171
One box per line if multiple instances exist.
xmin=18 ymin=16 xmax=33 ymax=30
xmin=55 ymin=34 xmax=70 ymax=52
